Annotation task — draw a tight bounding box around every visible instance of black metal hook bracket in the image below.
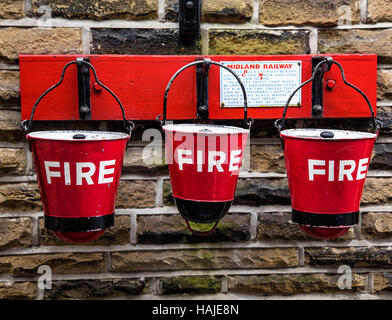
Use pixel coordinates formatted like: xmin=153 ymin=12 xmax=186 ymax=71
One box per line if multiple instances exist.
xmin=76 ymin=57 xmax=91 ymax=120
xmin=274 ymin=57 xmax=379 ymax=149
xmin=21 ymin=58 xmax=134 ymax=136
xmin=179 ymin=0 xmax=201 ymax=39
xmin=311 ymin=56 xmax=333 ymax=118
xmin=157 ymin=58 xmax=253 ymax=129
xmin=196 ymin=57 xmax=211 ymax=120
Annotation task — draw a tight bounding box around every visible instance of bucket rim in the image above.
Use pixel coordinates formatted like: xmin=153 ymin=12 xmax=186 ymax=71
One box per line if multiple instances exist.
xmin=26 ymin=130 xmax=130 ymax=142
xmin=280 ymin=128 xmax=377 ymax=141
xmin=173 ymin=194 xmax=235 ymax=202
xmin=299 ymin=224 xmax=356 ymax=228
xmin=162 ymin=123 xmax=249 ymax=135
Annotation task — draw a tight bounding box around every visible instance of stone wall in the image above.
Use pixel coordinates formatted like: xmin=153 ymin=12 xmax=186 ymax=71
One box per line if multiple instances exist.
xmin=0 ymin=0 xmax=392 ymax=299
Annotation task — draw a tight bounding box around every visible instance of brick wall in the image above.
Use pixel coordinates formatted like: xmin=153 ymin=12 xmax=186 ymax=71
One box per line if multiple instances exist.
xmin=0 ymin=0 xmax=392 ymax=300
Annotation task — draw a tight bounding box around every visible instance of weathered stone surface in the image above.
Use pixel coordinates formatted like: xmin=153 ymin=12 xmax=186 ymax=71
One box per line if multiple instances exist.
xmin=164 ymin=177 xmax=290 ymax=206
xmin=377 ymin=106 xmax=392 ymax=132
xmin=257 ymin=212 xmax=355 ymax=241
xmin=33 ymin=0 xmax=158 ymax=21
xmin=234 ymin=178 xmax=290 ymax=206
xmin=203 ymin=0 xmax=252 ymax=23
xmin=0 ymin=110 xmax=23 ymax=142
xmin=258 ymin=213 xmax=308 ymax=241
xmin=373 ymin=273 xmax=392 ymax=292
xmin=0 ymin=282 xmax=36 ymax=299
xmin=165 ymin=0 xmax=179 ymax=21
xmin=361 ymin=213 xmax=392 ymax=240
xmin=40 ymin=215 xmax=131 ymax=245
xmin=112 ymin=248 xmax=298 ymax=271
xmin=0 ymin=218 xmax=31 ymax=250
xmin=0 ymin=110 xmax=19 ymax=130
xmin=305 ymin=247 xmax=392 ymax=267
xmin=0 ymin=183 xmax=42 ymax=213
xmin=160 ymin=276 xmax=221 ymax=295
xmin=319 ymin=29 xmax=392 ymax=64
xmin=163 ymin=179 xmax=174 ymax=205
xmin=209 ymin=30 xmax=310 ymax=55
xmin=377 ymin=69 xmax=392 ymax=101
xmin=259 ymin=0 xmax=360 ymax=27
xmin=0 ymin=253 xmax=105 ymax=275
xmin=45 ymin=279 xmax=148 ymax=299
xmin=91 ymin=29 xmax=202 ymax=55
xmin=0 ymin=148 xmax=26 ymax=174
xmin=166 ymin=0 xmax=252 ymax=23
xmin=362 ymin=178 xmax=392 ymax=205
xmin=95 ymin=215 xmax=130 ymax=245
xmin=116 ymin=180 xmax=156 ymax=208
xmin=123 ymin=147 xmax=167 ymax=174
xmin=370 ymin=144 xmax=392 ymax=170
xmin=250 ymin=145 xmax=285 ymax=173
xmin=0 ymin=0 xmax=25 ymax=19
xmin=228 ymin=273 xmax=366 ymax=294
xmin=367 ymin=0 xmax=392 ymax=23
xmin=0 ymin=27 xmax=83 ymax=63
xmin=0 ymin=71 xmax=20 ymax=104
xmin=137 ymin=213 xmax=251 ymax=244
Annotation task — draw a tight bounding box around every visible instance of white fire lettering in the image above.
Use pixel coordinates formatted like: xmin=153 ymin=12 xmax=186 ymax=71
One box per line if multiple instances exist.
xmin=45 ymin=161 xmax=61 ymax=184
xmin=64 ymin=162 xmax=71 ymax=185
xmin=229 ymin=150 xmax=242 ymax=172
xmin=98 ymin=160 xmax=116 ymax=184
xmin=308 ymin=160 xmax=325 ymax=181
xmin=176 ymin=149 xmax=242 ymax=172
xmin=308 ymin=158 xmax=369 ymax=182
xmin=44 ymin=160 xmax=116 ymax=185
xmin=208 ymin=151 xmax=226 ymax=173
xmin=338 ymin=160 xmax=356 ymax=181
xmin=177 ymin=149 xmax=193 ymax=171
xmin=356 ymin=158 xmax=369 ymax=180
xmin=76 ymin=162 xmax=96 ymax=185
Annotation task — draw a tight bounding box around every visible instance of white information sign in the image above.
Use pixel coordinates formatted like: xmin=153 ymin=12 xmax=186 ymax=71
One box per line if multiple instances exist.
xmin=220 ymin=61 xmax=302 ymax=108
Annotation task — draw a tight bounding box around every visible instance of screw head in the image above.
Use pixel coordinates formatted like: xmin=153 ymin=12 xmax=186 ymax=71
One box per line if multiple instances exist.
xmin=313 ymin=104 xmax=322 ymax=113
xmin=93 ymin=82 xmax=102 ymax=92
xmin=186 ymin=1 xmax=194 ymax=9
xmin=326 ymin=79 xmax=336 ymax=90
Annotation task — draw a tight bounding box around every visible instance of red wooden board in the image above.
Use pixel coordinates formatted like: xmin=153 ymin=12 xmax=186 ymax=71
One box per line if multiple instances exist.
xmin=19 ymin=54 xmax=377 ymax=121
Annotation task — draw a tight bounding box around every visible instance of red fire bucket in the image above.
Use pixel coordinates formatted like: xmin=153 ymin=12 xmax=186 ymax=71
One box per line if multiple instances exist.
xmin=27 ymin=131 xmax=129 ymax=243
xmin=275 ymin=58 xmax=379 ymax=239
xmin=281 ymin=129 xmax=376 ymax=239
xmin=157 ymin=59 xmax=253 ymax=234
xmin=164 ymin=124 xmax=248 ymax=231
xmin=21 ymin=59 xmax=134 ymax=242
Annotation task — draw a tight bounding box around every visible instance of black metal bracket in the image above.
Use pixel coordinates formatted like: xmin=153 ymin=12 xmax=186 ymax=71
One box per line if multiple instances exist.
xmin=76 ymin=57 xmax=91 ymax=120
xmin=21 ymin=58 xmax=134 ymax=136
xmin=311 ymin=56 xmax=333 ymax=118
xmin=196 ymin=57 xmax=211 ymax=119
xmin=179 ymin=0 xmax=201 ymax=39
xmin=158 ymin=59 xmax=252 ymax=129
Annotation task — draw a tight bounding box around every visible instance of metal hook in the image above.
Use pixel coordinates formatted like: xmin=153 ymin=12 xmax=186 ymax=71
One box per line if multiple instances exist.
xmin=21 ymin=58 xmax=134 ymax=136
xmin=275 ymin=57 xmax=378 ymax=148
xmin=158 ymin=58 xmax=252 ymax=129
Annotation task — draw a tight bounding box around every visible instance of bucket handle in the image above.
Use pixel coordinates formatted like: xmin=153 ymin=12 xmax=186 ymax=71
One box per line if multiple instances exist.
xmin=182 ymin=216 xmax=220 ymax=236
xmin=156 ymin=58 xmax=254 ymax=129
xmin=20 ymin=58 xmax=135 ymax=136
xmin=274 ymin=57 xmax=380 ymax=137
